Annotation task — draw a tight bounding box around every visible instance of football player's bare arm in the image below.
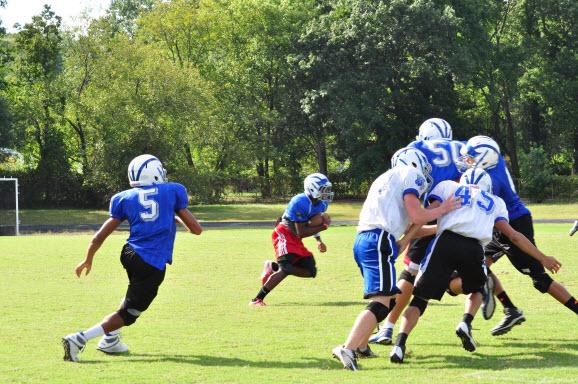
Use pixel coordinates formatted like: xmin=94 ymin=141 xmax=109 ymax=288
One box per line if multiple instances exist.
xmin=176 ymin=208 xmax=203 ymax=235
xmin=403 ymin=193 xmax=460 ymax=226
xmin=494 ymin=220 xmax=561 ymax=274
xmin=75 ymin=218 xmax=122 ymax=277
xmin=396 ymin=224 xmax=436 ymax=252
xmin=294 ymin=221 xmax=328 ymax=239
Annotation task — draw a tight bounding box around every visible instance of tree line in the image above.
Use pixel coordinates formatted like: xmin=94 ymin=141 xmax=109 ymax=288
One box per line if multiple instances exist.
xmin=0 ymin=0 xmax=576 ymax=207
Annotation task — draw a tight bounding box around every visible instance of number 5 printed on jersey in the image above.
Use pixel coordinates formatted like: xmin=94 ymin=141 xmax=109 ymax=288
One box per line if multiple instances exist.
xmin=138 ymin=188 xmax=159 ymax=221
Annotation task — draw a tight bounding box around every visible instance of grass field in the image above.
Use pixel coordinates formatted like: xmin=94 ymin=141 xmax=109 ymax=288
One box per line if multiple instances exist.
xmin=1 ymin=224 xmax=577 ymax=383
xmin=7 ymin=201 xmax=578 ymax=225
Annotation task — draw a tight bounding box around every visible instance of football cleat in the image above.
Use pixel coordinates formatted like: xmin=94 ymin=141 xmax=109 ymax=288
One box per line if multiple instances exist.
xmin=260 ymin=260 xmax=274 ymax=285
xmin=368 ymin=327 xmax=393 ymax=345
xmin=491 ymin=308 xmax=525 ymax=336
xmin=332 ymin=345 xmax=359 ymax=371
xmin=97 ymin=333 xmax=129 ymax=354
xmin=456 ymin=321 xmax=476 ymax=352
xmin=62 ymin=333 xmax=86 ymax=362
xmin=481 ymin=274 xmax=496 ymax=320
xmin=249 ymin=298 xmax=266 ymax=307
xmin=570 ymin=220 xmax=578 ymax=236
xmin=356 ymin=345 xmax=377 ymax=358
xmin=389 ymin=345 xmax=405 ymax=364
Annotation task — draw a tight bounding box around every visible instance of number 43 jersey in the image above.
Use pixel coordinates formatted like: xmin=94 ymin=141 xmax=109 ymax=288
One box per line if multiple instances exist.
xmin=110 ymin=182 xmax=189 ymax=270
xmin=429 ymin=180 xmax=509 ymax=246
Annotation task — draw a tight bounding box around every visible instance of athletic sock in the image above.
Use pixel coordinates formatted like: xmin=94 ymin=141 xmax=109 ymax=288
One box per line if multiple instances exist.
xmin=384 ymin=321 xmax=395 ymax=330
xmin=106 ymin=329 xmax=120 ymax=337
xmin=395 ymin=332 xmax=408 ymax=347
xmin=496 ymin=291 xmax=516 ymax=309
xmin=564 ymin=297 xmax=578 ymax=315
xmin=462 ymin=313 xmax=474 ymax=326
xmin=255 ymin=286 xmax=270 ymax=301
xmin=81 ymin=324 xmax=105 ymax=341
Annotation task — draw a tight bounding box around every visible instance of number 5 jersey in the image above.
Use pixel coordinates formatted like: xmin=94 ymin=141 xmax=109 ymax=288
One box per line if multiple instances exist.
xmin=109 ymin=182 xmax=189 ymax=270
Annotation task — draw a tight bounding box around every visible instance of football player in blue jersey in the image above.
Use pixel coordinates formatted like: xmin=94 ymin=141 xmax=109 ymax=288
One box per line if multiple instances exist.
xmin=455 ymin=136 xmax=578 ymax=330
xmin=62 ymin=155 xmax=202 ymax=362
xmin=370 ymin=118 xmax=466 ymax=345
xmin=389 ymin=168 xmax=561 ymax=364
xmin=332 ymin=147 xmax=460 ymax=371
xmin=249 ymin=173 xmax=333 ymax=306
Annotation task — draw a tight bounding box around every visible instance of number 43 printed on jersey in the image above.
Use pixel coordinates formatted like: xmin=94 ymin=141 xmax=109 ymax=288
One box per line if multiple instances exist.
xmin=454 ymin=186 xmax=495 ymax=214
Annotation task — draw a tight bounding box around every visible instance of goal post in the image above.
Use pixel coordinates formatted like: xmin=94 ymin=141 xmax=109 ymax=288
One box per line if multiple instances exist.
xmin=0 ymin=177 xmax=19 ymax=236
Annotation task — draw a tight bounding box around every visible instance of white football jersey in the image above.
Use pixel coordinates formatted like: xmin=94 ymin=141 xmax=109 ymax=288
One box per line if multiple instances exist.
xmin=429 ymin=180 xmax=509 ymax=246
xmin=357 ymin=166 xmax=429 ymax=240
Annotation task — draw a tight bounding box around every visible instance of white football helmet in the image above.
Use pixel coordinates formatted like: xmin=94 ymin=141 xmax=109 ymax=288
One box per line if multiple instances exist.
xmin=127 ymin=154 xmax=167 ymax=187
xmin=304 ymin=173 xmax=334 ymax=202
xmin=391 ymin=147 xmax=433 ymax=189
xmin=417 ymin=118 xmax=452 ymax=141
xmin=457 ymin=136 xmax=500 ymax=171
xmin=460 ymin=168 xmax=493 ymax=193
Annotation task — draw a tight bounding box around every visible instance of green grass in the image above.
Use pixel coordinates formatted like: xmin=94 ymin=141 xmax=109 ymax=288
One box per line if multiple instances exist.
xmin=6 ymin=201 xmax=578 ymax=226
xmin=0 ymin=224 xmax=576 ymax=383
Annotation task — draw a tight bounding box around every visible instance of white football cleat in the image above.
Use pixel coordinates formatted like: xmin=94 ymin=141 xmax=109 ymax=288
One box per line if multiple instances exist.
xmin=97 ymin=333 xmax=129 ymax=354
xmin=62 ymin=333 xmax=86 ymax=362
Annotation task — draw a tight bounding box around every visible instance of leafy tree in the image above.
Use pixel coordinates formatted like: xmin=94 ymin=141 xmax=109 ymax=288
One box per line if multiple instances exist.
xmin=10 ymin=6 xmax=82 ymax=205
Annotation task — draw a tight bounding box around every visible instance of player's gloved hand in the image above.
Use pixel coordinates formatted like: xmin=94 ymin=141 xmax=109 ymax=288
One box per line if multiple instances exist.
xmin=542 ymin=255 xmax=561 ymax=274
xmin=75 ymin=260 xmax=92 ymax=277
xmin=317 ymin=241 xmax=327 ymax=253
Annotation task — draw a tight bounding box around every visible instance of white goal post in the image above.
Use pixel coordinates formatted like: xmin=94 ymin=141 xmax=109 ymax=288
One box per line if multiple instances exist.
xmin=0 ymin=177 xmax=19 ymax=236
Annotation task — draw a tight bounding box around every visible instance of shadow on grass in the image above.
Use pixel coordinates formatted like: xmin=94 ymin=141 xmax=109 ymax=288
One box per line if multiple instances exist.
xmin=404 ymin=337 xmax=578 ymax=370
xmin=120 ymin=353 xmax=337 ymax=369
xmin=274 ymin=301 xmax=459 ymax=308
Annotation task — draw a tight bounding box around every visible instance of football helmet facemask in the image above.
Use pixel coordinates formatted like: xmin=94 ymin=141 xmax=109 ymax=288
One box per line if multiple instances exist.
xmin=304 ymin=173 xmax=334 ymax=202
xmin=456 ymin=136 xmax=500 ymax=171
xmin=128 ymin=154 xmax=167 ymax=187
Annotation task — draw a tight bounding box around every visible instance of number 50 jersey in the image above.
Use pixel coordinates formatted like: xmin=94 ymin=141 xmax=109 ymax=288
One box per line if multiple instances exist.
xmin=110 ymin=182 xmax=189 ymax=270
xmin=408 ymin=139 xmax=464 ymax=191
xmin=429 ymin=180 xmax=509 ymax=246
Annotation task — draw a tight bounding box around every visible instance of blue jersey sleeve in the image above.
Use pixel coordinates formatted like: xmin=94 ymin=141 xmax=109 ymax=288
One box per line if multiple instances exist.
xmin=284 ymin=195 xmax=310 ymax=222
xmin=173 ymin=183 xmax=189 ymax=211
xmin=109 ymin=193 xmax=127 ymax=221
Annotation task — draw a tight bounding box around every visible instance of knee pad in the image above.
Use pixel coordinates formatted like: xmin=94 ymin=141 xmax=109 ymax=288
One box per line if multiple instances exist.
xmin=278 ymin=262 xmax=293 ymax=275
xmin=398 ymin=269 xmax=416 ymax=285
xmin=532 ymin=273 xmax=553 ymax=293
xmin=309 ymin=265 xmax=317 ymax=278
xmin=117 ymin=308 xmax=142 ymax=326
xmin=366 ymin=301 xmax=389 ymax=322
xmin=409 ymin=296 xmax=428 ymax=316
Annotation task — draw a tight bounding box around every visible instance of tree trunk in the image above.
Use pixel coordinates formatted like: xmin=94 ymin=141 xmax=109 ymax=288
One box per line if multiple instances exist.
xmin=501 ymin=90 xmax=520 ymax=179
xmin=316 ymin=135 xmax=328 ymax=176
xmin=184 ymin=143 xmax=195 ymax=169
xmin=572 ymin=130 xmax=578 ymax=175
